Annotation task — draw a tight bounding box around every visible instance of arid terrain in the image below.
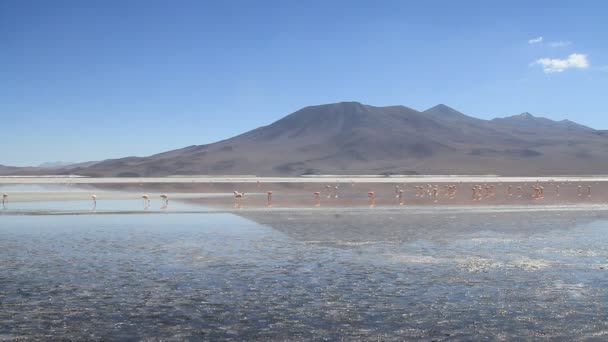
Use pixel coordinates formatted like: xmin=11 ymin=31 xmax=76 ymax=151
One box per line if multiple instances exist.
xmin=3 ymin=102 xmax=608 ymax=177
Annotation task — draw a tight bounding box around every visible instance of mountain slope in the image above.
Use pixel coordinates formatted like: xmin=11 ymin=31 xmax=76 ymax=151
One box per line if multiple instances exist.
xmin=5 ymin=102 xmax=608 ymax=176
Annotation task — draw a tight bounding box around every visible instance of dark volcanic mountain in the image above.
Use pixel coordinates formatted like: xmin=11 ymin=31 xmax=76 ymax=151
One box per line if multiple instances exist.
xmin=4 ymin=102 xmax=608 ymax=176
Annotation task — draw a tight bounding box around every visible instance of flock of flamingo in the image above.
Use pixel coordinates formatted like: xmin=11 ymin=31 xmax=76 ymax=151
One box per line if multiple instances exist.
xmin=0 ymin=182 xmax=598 ymax=210
xmin=88 ymin=193 xmax=170 ymax=210
xmin=229 ymin=181 xmax=596 ymax=208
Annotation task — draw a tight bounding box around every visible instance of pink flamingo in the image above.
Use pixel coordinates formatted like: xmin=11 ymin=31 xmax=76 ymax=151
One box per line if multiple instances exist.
xmin=266 ymin=191 xmax=273 ymax=207
xmin=2 ymin=193 xmax=7 ymax=208
xmin=313 ymin=192 xmax=321 ymax=206
xmin=233 ymin=191 xmax=245 ymax=208
xmin=368 ymin=191 xmax=375 ymax=207
xmin=448 ymin=185 xmax=456 ymax=199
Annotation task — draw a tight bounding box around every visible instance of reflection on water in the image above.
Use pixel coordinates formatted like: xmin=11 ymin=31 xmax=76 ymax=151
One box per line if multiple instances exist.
xmin=1 ymin=210 xmax=608 ymax=340
xmin=0 ymin=184 xmax=85 ymax=192
xmin=3 ymin=199 xmax=206 ymax=212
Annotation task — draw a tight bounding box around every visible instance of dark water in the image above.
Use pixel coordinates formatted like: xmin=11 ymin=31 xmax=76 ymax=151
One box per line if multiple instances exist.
xmin=1 ymin=209 xmax=608 ymax=341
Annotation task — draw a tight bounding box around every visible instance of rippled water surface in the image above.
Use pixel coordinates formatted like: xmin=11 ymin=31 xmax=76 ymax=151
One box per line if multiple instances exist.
xmin=1 ymin=209 xmax=608 ymax=340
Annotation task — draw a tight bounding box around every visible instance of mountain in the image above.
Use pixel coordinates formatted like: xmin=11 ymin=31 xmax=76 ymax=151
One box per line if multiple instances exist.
xmin=38 ymin=161 xmax=77 ymax=169
xmin=0 ymin=164 xmax=42 ymax=175
xmin=424 ymin=104 xmax=485 ymax=124
xmin=491 ymin=112 xmax=594 ymax=132
xmin=2 ymin=102 xmax=607 ymax=176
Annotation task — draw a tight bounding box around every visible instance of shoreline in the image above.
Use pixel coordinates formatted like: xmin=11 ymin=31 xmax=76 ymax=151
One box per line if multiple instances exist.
xmin=3 ymin=175 xmax=608 ymax=184
xmin=3 ymin=203 xmax=608 ymax=216
xmin=2 ymin=179 xmax=606 ymax=207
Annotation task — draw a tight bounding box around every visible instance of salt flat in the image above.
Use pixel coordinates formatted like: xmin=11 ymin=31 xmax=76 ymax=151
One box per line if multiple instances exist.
xmin=3 ymin=175 xmax=608 ymax=184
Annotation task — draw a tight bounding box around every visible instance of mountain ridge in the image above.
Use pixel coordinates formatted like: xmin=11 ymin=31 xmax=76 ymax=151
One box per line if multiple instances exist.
xmin=1 ymin=102 xmax=605 ymax=176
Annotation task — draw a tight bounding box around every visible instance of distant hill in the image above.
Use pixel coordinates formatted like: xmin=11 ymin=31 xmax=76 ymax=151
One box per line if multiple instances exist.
xmin=2 ymin=102 xmax=606 ymax=176
xmin=38 ymin=161 xmax=77 ymax=169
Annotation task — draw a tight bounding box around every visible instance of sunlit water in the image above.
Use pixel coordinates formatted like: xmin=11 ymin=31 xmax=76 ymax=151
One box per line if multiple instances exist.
xmin=1 ymin=208 xmax=608 ymax=340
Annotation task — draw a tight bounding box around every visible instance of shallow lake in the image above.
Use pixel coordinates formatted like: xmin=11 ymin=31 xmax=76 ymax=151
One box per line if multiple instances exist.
xmin=1 ymin=208 xmax=608 ymax=340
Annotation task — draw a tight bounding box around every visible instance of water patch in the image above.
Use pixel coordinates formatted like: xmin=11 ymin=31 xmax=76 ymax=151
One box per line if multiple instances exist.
xmin=2 ymin=211 xmax=608 ymax=339
xmin=456 ymin=257 xmax=503 ymax=273
xmin=507 ymin=256 xmax=553 ymax=270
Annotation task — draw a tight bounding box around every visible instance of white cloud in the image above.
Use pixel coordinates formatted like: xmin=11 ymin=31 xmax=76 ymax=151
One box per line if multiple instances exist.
xmin=532 ymin=53 xmax=590 ymax=73
xmin=548 ymin=40 xmax=572 ymax=48
xmin=528 ymin=36 xmax=544 ymax=44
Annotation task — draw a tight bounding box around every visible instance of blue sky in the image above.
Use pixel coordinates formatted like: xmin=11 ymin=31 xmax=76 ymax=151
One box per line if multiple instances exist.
xmin=1 ymin=0 xmax=607 ymax=166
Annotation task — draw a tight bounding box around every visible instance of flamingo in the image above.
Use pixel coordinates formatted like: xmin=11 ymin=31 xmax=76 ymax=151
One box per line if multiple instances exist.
xmin=448 ymin=185 xmax=457 ymax=199
xmin=142 ymin=194 xmax=150 ymax=209
xmin=160 ymin=194 xmax=169 ymax=208
xmin=398 ymin=190 xmax=404 ymax=205
xmin=532 ymin=186 xmax=540 ymax=199
xmin=233 ymin=191 xmax=245 ymax=208
xmin=2 ymin=193 xmax=7 ymax=208
xmin=91 ymin=194 xmax=97 ymax=209
xmin=313 ymin=192 xmax=321 ymax=206
xmin=555 ymin=184 xmax=560 ymax=197
xmin=539 ymin=186 xmax=544 ymax=199
xmin=577 ymin=186 xmax=582 ymax=197
xmin=266 ymin=191 xmax=273 ymax=207
xmin=587 ymin=186 xmax=592 ymax=197
xmin=368 ymin=191 xmax=375 ymax=207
